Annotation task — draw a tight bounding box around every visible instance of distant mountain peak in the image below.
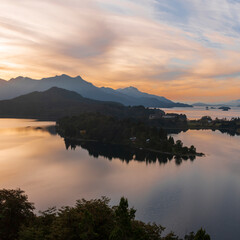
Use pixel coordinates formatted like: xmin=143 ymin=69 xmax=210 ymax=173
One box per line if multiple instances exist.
xmin=52 ymin=74 xmax=72 ymax=79
xmin=9 ymin=76 xmax=32 ymax=82
xmin=55 ymin=74 xmax=78 ymax=79
xmin=10 ymin=76 xmax=22 ymax=81
xmin=43 ymin=86 xmax=83 ymax=97
xmin=118 ymin=86 xmax=139 ymax=92
xmin=45 ymin=86 xmax=66 ymax=92
xmin=0 ymin=74 xmax=191 ymax=108
xmin=55 ymin=74 xmax=83 ymax=79
xmin=45 ymin=86 xmax=76 ymax=92
xmin=41 ymin=74 xmax=86 ymax=83
xmin=59 ymin=74 xmax=69 ymax=77
xmin=126 ymin=86 xmax=139 ymax=90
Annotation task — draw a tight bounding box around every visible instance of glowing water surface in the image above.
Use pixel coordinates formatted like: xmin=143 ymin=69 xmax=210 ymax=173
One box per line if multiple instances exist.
xmin=0 ymin=118 xmax=239 ymax=240
xmin=164 ymin=106 xmax=240 ymax=120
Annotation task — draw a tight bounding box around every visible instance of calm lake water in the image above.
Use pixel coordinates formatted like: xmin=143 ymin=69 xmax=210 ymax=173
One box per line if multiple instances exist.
xmin=0 ymin=116 xmax=240 ymax=240
xmin=164 ymin=106 xmax=240 ymax=120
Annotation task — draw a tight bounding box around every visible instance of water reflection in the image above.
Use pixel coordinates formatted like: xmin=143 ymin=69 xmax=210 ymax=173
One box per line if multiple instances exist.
xmin=64 ymin=139 xmax=196 ymax=166
xmin=164 ymin=106 xmax=240 ymax=120
xmin=0 ymin=119 xmax=240 ymax=240
xmin=0 ymin=125 xmax=56 ymax=136
xmin=166 ymin=128 xmax=240 ymax=137
xmin=6 ymin=125 xmax=196 ymax=166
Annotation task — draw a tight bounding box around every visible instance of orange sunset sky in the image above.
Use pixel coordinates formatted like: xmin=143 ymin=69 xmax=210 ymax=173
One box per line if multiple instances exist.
xmin=0 ymin=0 xmax=240 ymax=102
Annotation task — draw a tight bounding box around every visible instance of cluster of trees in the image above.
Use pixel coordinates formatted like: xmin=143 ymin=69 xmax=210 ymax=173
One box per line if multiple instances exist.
xmin=190 ymin=116 xmax=240 ymax=129
xmin=149 ymin=114 xmax=188 ymax=129
xmin=57 ymin=113 xmax=200 ymax=156
xmin=0 ymin=189 xmax=211 ymax=240
xmin=188 ymin=117 xmax=240 ymax=136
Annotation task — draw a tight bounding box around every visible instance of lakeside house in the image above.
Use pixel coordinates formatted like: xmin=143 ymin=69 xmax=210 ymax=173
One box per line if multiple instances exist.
xmin=150 ymin=113 xmax=187 ymax=121
xmin=163 ymin=114 xmax=187 ymax=121
xmin=149 ymin=113 xmax=163 ymax=120
xmin=149 ymin=109 xmax=165 ymax=120
xmin=200 ymin=116 xmax=212 ymax=123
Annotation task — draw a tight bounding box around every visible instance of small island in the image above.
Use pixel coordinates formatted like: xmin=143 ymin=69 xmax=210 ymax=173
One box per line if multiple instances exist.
xmin=56 ymin=113 xmax=203 ymax=157
xmin=218 ymin=106 xmax=231 ymax=111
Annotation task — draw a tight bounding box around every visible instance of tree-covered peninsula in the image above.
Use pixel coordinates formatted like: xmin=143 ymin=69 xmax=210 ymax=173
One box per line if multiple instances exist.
xmin=56 ymin=113 xmax=203 ymax=157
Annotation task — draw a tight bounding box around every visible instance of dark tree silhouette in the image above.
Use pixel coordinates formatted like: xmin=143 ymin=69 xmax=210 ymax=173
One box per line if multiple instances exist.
xmin=0 ymin=189 xmax=34 ymax=240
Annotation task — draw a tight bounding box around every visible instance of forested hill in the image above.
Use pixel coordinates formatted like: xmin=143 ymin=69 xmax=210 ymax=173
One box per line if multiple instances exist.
xmin=0 ymin=87 xmax=162 ymax=120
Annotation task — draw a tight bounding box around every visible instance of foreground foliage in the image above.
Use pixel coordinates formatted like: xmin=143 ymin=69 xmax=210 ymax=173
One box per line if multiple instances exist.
xmin=0 ymin=189 xmax=210 ymax=240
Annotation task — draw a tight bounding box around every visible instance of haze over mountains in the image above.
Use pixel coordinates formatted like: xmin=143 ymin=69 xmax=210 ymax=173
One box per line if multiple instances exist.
xmin=193 ymin=99 xmax=240 ymax=107
xmin=224 ymin=99 xmax=240 ymax=107
xmin=0 ymin=87 xmax=161 ymax=120
xmin=0 ymin=74 xmax=190 ymax=108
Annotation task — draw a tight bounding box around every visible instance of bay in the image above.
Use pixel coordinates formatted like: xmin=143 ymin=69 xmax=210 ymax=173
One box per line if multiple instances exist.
xmin=164 ymin=106 xmax=240 ymax=120
xmin=0 ymin=117 xmax=239 ymax=240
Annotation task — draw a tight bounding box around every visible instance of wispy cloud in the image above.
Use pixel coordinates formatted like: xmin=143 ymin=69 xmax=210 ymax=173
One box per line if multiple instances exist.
xmin=0 ymin=0 xmax=239 ymax=101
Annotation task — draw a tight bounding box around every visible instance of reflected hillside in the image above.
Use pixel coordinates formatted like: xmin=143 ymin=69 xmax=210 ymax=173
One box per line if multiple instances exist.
xmin=64 ymin=139 xmax=196 ymax=166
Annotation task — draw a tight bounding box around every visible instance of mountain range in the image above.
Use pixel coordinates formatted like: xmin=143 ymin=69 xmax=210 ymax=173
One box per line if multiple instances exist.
xmin=0 ymin=74 xmax=191 ymax=108
xmin=193 ymin=99 xmax=240 ymax=107
xmin=224 ymin=99 xmax=240 ymax=107
xmin=0 ymin=87 xmax=161 ymax=120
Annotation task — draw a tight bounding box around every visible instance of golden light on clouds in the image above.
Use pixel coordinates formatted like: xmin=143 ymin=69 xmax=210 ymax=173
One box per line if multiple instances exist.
xmin=0 ymin=0 xmax=240 ymax=102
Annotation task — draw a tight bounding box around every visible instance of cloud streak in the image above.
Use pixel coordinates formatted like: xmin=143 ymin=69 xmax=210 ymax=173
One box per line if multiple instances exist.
xmin=0 ymin=0 xmax=239 ymax=102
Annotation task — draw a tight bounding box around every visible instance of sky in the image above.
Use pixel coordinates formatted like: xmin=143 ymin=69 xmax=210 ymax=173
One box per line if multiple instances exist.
xmin=0 ymin=0 xmax=240 ymax=102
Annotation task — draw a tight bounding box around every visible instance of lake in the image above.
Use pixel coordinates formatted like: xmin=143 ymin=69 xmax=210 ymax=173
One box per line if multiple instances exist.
xmin=0 ymin=115 xmax=240 ymax=240
xmin=164 ymin=106 xmax=240 ymax=120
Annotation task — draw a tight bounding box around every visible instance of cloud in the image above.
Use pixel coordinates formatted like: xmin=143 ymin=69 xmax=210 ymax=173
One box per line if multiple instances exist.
xmin=0 ymin=0 xmax=239 ymax=102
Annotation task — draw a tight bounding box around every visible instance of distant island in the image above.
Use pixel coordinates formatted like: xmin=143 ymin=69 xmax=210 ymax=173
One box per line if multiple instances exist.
xmin=218 ymin=106 xmax=231 ymax=111
xmin=56 ymin=113 xmax=203 ymax=157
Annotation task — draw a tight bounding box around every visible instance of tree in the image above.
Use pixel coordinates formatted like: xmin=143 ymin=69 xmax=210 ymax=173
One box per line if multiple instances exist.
xmin=194 ymin=228 xmax=211 ymax=240
xmin=189 ymin=145 xmax=196 ymax=154
xmin=176 ymin=140 xmax=183 ymax=148
xmin=162 ymin=231 xmax=179 ymax=240
xmin=3 ymin=188 xmax=211 ymax=240
xmin=168 ymin=136 xmax=175 ymax=145
xmin=0 ymin=189 xmax=34 ymax=240
xmin=184 ymin=231 xmax=195 ymax=240
xmin=110 ymin=197 xmax=136 ymax=240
